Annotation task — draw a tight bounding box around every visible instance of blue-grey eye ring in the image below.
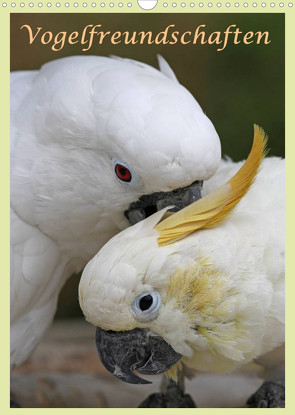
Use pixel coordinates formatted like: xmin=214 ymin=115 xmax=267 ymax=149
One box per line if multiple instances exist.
xmin=131 ymin=291 xmax=161 ymax=322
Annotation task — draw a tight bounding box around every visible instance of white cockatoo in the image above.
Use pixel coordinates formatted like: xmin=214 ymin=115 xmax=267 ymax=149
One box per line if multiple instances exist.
xmin=79 ymin=126 xmax=285 ymax=407
xmin=11 ymin=55 xmax=221 ymax=368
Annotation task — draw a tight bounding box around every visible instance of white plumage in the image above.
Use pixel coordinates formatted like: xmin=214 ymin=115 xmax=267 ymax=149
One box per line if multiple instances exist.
xmin=79 ymin=144 xmax=284 ymax=378
xmin=11 ymin=55 xmax=221 ymax=367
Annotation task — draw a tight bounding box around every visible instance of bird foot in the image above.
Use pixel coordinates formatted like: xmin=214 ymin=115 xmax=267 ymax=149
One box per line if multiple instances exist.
xmin=247 ymin=380 xmax=285 ymax=408
xmin=138 ymin=380 xmax=197 ymax=408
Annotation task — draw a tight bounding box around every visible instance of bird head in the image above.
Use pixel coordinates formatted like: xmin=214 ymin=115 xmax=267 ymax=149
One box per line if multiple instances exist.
xmin=14 ymin=56 xmax=220 ymax=254
xmin=79 ymin=126 xmax=267 ymax=383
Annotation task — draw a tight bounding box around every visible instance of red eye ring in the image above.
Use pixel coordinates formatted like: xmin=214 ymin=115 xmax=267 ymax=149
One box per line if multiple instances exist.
xmin=115 ymin=163 xmax=132 ymax=182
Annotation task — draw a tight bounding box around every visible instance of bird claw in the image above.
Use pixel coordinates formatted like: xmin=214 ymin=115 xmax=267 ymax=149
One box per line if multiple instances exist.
xmin=138 ymin=380 xmax=197 ymax=408
xmin=247 ymin=380 xmax=285 ymax=408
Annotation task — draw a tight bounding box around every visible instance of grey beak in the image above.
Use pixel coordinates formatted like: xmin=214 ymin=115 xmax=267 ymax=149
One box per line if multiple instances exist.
xmin=125 ymin=180 xmax=203 ymax=225
xmin=95 ymin=327 xmax=182 ymax=384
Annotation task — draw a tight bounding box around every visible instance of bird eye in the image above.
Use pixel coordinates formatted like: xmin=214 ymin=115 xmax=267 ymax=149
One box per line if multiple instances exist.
xmin=131 ymin=291 xmax=161 ymax=322
xmin=114 ymin=161 xmax=132 ymax=182
xmin=113 ymin=159 xmax=141 ymax=188
xmin=139 ymin=295 xmax=154 ymax=311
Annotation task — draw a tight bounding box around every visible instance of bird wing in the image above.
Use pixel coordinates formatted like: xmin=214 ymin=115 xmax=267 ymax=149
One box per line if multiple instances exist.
xmin=10 ymin=206 xmax=70 ymax=367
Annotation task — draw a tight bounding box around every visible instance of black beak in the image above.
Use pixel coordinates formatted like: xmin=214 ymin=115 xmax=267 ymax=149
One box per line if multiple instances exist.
xmin=125 ymin=180 xmax=203 ymax=225
xmin=95 ymin=327 xmax=182 ymax=384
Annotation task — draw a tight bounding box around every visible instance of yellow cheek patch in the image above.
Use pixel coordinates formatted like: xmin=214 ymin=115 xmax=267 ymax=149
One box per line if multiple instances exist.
xmin=163 ymin=259 xmax=230 ymax=322
xmin=162 ymin=261 xmax=255 ymax=366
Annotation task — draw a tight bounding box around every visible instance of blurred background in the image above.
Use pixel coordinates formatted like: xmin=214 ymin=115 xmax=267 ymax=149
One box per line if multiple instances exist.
xmin=11 ymin=12 xmax=285 ymax=321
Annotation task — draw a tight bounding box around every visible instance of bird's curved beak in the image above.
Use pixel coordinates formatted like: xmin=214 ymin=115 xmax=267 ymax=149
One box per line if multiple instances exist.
xmin=125 ymin=180 xmax=203 ymax=225
xmin=95 ymin=327 xmax=182 ymax=384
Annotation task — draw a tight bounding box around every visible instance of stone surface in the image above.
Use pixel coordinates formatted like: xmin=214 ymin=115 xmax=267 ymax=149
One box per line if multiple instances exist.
xmin=11 ymin=318 xmax=264 ymax=408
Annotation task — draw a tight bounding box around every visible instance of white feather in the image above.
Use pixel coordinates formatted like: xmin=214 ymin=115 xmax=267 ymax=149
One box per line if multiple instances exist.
xmin=79 ymin=156 xmax=284 ymax=375
xmin=157 ymin=55 xmax=179 ymax=82
xmin=11 ymin=55 xmax=221 ymax=367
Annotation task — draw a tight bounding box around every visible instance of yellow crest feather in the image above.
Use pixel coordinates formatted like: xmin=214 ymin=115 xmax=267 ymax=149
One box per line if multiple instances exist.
xmin=155 ymin=125 xmax=268 ymax=246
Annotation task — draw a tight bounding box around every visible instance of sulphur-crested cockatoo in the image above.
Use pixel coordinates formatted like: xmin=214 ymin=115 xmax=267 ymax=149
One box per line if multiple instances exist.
xmin=79 ymin=126 xmax=285 ymax=408
xmin=11 ymin=55 xmax=221 ymax=368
